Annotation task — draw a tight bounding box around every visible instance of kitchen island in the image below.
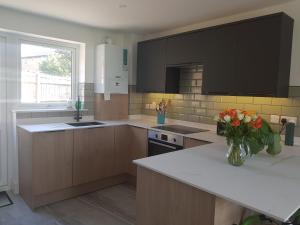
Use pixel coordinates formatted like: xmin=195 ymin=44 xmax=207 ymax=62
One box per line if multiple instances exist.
xmin=134 ymin=142 xmax=300 ymax=225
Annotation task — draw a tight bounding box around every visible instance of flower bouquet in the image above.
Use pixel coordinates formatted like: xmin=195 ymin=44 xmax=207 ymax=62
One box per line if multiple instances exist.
xmin=216 ymin=109 xmax=281 ymax=166
xmin=156 ymin=99 xmax=168 ymax=124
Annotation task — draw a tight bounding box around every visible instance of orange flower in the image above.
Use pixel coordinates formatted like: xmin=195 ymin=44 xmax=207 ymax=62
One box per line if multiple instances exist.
xmin=219 ymin=112 xmax=226 ymax=119
xmin=250 ymin=116 xmax=262 ymax=129
xmin=231 ymin=119 xmax=241 ymax=127
xmin=228 ymin=109 xmax=237 ymax=118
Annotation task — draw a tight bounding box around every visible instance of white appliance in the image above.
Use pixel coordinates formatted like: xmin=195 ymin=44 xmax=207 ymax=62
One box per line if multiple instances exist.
xmin=95 ymin=44 xmax=128 ymax=97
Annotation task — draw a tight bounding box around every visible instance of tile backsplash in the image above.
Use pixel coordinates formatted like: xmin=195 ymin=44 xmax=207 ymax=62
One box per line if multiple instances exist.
xmin=129 ymin=66 xmax=300 ymax=136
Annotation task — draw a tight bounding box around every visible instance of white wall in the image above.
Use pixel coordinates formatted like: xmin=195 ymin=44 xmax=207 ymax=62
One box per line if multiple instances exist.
xmin=0 ymin=6 xmax=141 ymax=84
xmin=143 ymin=0 xmax=300 ymax=86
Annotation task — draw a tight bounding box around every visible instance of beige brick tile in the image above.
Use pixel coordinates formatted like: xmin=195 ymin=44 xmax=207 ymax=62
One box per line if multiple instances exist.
xmin=221 ymin=96 xmax=236 ymax=103
xmin=195 ymin=94 xmax=207 ymax=101
xmin=243 ymin=104 xmax=262 ymax=113
xmin=195 ymin=108 xmax=206 ymax=116
xmin=213 ymin=102 xmax=244 ymax=110
xmin=236 ymin=97 xmax=253 ymax=104
xmin=206 ymin=96 xmax=221 ymax=102
xmin=183 ymin=94 xmax=195 ymax=100
xmin=281 ymin=106 xmax=300 ymax=117
xmin=187 ymin=115 xmax=200 ymax=122
xmin=261 ymin=105 xmax=281 ymax=115
xmin=292 ymin=98 xmax=300 ymax=106
xmin=191 ymin=101 xmax=200 ymax=107
xmin=271 ymin=98 xmax=293 ymax=106
xmin=207 ymin=109 xmax=219 ymax=117
xmin=253 ymin=97 xmax=272 ymax=105
xmin=173 ymin=94 xmax=184 ymax=100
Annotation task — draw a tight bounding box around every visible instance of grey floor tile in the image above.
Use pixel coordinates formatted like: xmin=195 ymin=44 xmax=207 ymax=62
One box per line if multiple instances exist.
xmin=0 ymin=184 xmax=136 ymax=225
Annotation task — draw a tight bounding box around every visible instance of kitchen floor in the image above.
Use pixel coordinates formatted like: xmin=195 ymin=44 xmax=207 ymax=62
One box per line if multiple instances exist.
xmin=0 ymin=184 xmax=136 ymax=225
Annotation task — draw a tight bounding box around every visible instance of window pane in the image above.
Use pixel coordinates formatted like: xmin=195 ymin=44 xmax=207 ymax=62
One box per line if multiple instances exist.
xmin=21 ymin=43 xmax=72 ymax=103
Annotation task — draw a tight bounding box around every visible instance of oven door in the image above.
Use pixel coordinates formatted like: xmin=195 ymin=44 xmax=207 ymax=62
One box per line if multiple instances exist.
xmin=148 ymin=138 xmax=183 ymax=156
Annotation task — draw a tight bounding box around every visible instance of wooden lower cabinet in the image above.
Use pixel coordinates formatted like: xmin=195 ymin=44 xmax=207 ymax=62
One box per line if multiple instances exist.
xmin=114 ymin=125 xmax=148 ymax=177
xmin=114 ymin=125 xmax=131 ymax=175
xmin=73 ymin=127 xmax=115 ymax=185
xmin=32 ymin=130 xmax=74 ymax=195
xmin=18 ymin=129 xmax=74 ymax=207
xmin=18 ymin=125 xmax=148 ymax=208
xmin=137 ymin=167 xmax=243 ymax=225
xmin=184 ymin=137 xmax=212 ymax=148
xmin=128 ymin=126 xmax=148 ymax=177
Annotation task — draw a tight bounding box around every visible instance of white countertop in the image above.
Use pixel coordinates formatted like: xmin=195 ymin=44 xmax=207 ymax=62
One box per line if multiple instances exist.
xmin=134 ymin=143 xmax=300 ymax=222
xmin=17 ymin=115 xmax=224 ymax=143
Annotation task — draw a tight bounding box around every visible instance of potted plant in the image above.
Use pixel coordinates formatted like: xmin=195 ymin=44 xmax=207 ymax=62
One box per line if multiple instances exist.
xmin=216 ymin=109 xmax=281 ymax=166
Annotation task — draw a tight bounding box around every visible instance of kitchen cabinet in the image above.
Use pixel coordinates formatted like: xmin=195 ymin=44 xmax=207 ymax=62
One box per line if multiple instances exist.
xmin=114 ymin=125 xmax=131 ymax=175
xmin=128 ymin=126 xmax=148 ymax=176
xmin=201 ymin=26 xmax=237 ymax=96
xmin=166 ymin=31 xmax=211 ymax=65
xmin=136 ymin=12 xmax=293 ymax=97
xmin=234 ymin=13 xmax=293 ymax=97
xmin=183 ymin=137 xmax=211 ymax=149
xmin=73 ymin=127 xmax=115 ymax=185
xmin=137 ymin=39 xmax=180 ymax=93
xmin=18 ymin=129 xmax=74 ymax=199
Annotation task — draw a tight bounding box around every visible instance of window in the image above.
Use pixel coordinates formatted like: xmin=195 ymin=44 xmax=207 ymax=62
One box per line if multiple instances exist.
xmin=20 ymin=41 xmax=76 ymax=105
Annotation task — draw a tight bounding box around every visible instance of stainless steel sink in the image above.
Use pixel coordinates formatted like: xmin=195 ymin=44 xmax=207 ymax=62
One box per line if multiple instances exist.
xmin=66 ymin=121 xmax=105 ymax=127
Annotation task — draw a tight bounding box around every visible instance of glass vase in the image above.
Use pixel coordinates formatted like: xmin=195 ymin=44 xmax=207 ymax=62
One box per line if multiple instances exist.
xmin=226 ymin=139 xmax=248 ymax=166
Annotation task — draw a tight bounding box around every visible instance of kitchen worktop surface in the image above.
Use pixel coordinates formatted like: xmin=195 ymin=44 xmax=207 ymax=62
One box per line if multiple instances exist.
xmin=135 ymin=142 xmax=300 ymax=222
xmin=17 ymin=115 xmax=225 ymax=143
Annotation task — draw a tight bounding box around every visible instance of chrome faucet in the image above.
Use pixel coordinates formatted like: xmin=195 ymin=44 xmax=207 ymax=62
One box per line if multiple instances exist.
xmin=74 ymin=96 xmax=82 ymax=122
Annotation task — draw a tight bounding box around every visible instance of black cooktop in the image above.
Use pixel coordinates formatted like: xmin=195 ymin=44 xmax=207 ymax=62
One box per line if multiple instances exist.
xmin=152 ymin=125 xmax=209 ymax=134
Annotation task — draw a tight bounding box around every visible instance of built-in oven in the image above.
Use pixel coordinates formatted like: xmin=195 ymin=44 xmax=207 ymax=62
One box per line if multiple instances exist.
xmin=148 ymin=130 xmax=184 ymax=156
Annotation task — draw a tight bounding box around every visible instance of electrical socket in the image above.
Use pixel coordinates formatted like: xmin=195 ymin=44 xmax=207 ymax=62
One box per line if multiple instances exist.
xmin=280 ymin=116 xmax=297 ymax=125
xmin=270 ymin=115 xmax=280 ymax=124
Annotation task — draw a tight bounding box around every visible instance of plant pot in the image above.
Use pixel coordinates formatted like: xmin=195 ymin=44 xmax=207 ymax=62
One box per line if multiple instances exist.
xmin=226 ymin=140 xmax=247 ymax=166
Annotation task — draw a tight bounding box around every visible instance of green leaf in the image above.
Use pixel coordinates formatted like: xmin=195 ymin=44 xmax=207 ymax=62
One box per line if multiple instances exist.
xmin=266 ymin=133 xmax=282 ymax=156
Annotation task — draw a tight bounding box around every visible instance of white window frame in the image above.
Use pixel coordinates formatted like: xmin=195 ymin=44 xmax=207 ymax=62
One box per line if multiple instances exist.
xmin=17 ymin=35 xmax=80 ymax=109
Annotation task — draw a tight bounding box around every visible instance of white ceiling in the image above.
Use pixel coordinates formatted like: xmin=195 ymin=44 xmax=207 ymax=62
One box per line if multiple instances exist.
xmin=0 ymin=0 xmax=294 ymax=34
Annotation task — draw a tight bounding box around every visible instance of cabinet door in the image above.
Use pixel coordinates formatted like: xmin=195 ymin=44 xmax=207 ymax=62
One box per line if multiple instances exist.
xmin=202 ymin=26 xmax=237 ymax=95
xmin=166 ymin=31 xmax=211 ymax=65
xmin=32 ymin=130 xmax=73 ymax=195
xmin=235 ymin=16 xmax=281 ymax=96
xmin=114 ymin=125 xmax=131 ymax=175
xmin=73 ymin=127 xmax=115 ymax=185
xmin=128 ymin=127 xmax=148 ymax=176
xmin=137 ymin=39 xmax=166 ymax=93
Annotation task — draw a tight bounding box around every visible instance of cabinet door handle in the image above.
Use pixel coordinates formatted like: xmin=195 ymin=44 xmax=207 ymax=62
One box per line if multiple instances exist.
xmin=149 ymin=140 xmax=177 ymax=150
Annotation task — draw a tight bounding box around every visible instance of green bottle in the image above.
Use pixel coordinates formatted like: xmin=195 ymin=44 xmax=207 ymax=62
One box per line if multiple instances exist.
xmin=285 ymin=122 xmax=295 ymax=146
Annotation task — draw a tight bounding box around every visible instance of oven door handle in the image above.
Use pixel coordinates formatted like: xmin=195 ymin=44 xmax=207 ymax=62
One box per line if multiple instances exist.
xmin=149 ymin=140 xmax=177 ymax=150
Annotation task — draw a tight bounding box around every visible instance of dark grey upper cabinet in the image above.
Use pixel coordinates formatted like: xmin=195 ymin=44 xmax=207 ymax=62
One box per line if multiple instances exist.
xmin=137 ymin=39 xmax=167 ymax=93
xmin=136 ymin=12 xmax=294 ymax=97
xmin=201 ymin=26 xmax=237 ymax=96
xmin=234 ymin=13 xmax=293 ymax=97
xmin=137 ymin=39 xmax=180 ymax=93
xmin=166 ymin=31 xmax=211 ymax=65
